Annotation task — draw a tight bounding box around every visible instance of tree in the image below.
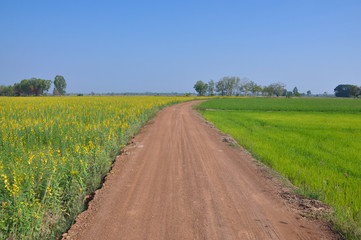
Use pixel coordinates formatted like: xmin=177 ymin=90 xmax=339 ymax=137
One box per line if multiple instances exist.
xmin=334 ymin=84 xmax=354 ymax=97
xmin=193 ymin=80 xmax=208 ymax=96
xmin=207 ymin=80 xmax=215 ymax=96
xmin=293 ymin=87 xmax=301 ymax=97
xmin=54 ymin=75 xmax=67 ymax=95
xmin=0 ymin=85 xmax=14 ymax=96
xmin=13 ymin=78 xmax=51 ymax=96
xmin=216 ymin=79 xmax=227 ymax=96
xmin=293 ymin=87 xmax=298 ymax=95
xmin=262 ymin=82 xmax=285 ymax=97
xmin=239 ymin=78 xmax=252 ymax=96
xmin=269 ymin=82 xmax=286 ymax=97
xmin=249 ymin=81 xmax=262 ymax=96
xmin=306 ymin=90 xmax=312 ymax=96
xmin=254 ymin=85 xmax=262 ymax=96
xmin=286 ymin=91 xmax=293 ymax=98
xmin=349 ymin=85 xmax=360 ymax=98
xmin=53 ymin=88 xmax=60 ymax=96
xmin=262 ymin=86 xmax=273 ymax=96
xmin=224 ymin=77 xmax=236 ymax=96
xmin=35 ymin=78 xmax=52 ymax=96
xmin=14 ymin=79 xmax=31 ymax=95
xmin=234 ymin=77 xmax=241 ymax=95
xmin=214 ymin=76 xmax=236 ymax=96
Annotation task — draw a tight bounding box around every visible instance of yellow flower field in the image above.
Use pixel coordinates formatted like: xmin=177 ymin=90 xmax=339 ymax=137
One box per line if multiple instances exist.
xmin=0 ymin=96 xmax=193 ymax=239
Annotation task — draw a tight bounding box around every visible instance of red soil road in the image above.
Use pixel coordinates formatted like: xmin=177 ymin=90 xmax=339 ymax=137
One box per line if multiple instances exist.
xmin=65 ymin=101 xmax=337 ymax=240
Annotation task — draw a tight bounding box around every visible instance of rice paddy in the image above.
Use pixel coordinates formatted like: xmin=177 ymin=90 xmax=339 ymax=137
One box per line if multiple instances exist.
xmin=199 ymin=97 xmax=361 ymax=239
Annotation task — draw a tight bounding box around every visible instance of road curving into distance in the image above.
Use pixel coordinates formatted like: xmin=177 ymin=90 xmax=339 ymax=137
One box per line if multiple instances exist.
xmin=65 ymin=100 xmax=337 ymax=240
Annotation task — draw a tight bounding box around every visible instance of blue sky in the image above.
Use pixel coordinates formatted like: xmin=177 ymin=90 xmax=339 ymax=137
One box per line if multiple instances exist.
xmin=0 ymin=0 xmax=360 ymax=94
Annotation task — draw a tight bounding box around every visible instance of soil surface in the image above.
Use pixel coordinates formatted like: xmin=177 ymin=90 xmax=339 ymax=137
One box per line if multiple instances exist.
xmin=64 ymin=101 xmax=339 ymax=240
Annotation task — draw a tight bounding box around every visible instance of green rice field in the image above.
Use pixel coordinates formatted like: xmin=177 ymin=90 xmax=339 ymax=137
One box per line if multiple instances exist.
xmin=199 ymin=97 xmax=361 ymax=239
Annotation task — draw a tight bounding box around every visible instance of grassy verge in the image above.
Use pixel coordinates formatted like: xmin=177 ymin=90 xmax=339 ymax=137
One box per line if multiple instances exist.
xmin=199 ymin=97 xmax=361 ymax=239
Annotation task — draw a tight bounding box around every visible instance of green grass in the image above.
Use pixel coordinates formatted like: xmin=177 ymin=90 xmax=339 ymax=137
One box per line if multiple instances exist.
xmin=199 ymin=97 xmax=361 ymax=239
xmin=199 ymin=97 xmax=361 ymax=113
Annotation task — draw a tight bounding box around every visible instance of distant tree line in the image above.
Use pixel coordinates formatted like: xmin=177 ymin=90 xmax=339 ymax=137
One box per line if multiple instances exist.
xmin=194 ymin=77 xmax=360 ymax=98
xmin=0 ymin=75 xmax=67 ymax=96
xmin=193 ymin=77 xmax=309 ymax=97
xmin=334 ymin=84 xmax=360 ymax=98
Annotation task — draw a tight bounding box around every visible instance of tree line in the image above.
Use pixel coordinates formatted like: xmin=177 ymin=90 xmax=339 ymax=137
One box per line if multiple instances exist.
xmin=194 ymin=77 xmax=360 ymax=98
xmin=334 ymin=84 xmax=360 ymax=98
xmin=0 ymin=75 xmax=67 ymax=96
xmin=193 ymin=77 xmax=308 ymax=97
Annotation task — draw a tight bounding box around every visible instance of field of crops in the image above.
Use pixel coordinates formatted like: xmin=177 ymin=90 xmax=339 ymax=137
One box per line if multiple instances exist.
xmin=199 ymin=97 xmax=361 ymax=239
xmin=0 ymin=96 xmax=193 ymax=239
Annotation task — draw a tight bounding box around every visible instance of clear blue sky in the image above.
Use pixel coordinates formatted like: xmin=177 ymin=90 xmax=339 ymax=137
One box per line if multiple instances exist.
xmin=1 ymin=0 xmax=360 ymax=94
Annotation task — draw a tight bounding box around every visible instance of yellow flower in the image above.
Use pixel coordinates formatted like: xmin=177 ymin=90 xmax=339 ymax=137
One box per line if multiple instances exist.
xmin=28 ymin=154 xmax=34 ymax=165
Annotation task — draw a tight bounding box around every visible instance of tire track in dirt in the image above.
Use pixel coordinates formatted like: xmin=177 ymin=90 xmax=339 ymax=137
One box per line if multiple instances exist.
xmin=64 ymin=101 xmax=338 ymax=240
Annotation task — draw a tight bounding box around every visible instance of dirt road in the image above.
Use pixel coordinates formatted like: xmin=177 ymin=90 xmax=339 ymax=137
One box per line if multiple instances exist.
xmin=65 ymin=101 xmax=337 ymax=240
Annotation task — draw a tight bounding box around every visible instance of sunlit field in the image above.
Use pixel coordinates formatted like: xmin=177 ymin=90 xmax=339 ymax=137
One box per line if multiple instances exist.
xmin=0 ymin=96 xmax=193 ymax=239
xmin=199 ymin=97 xmax=361 ymax=239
